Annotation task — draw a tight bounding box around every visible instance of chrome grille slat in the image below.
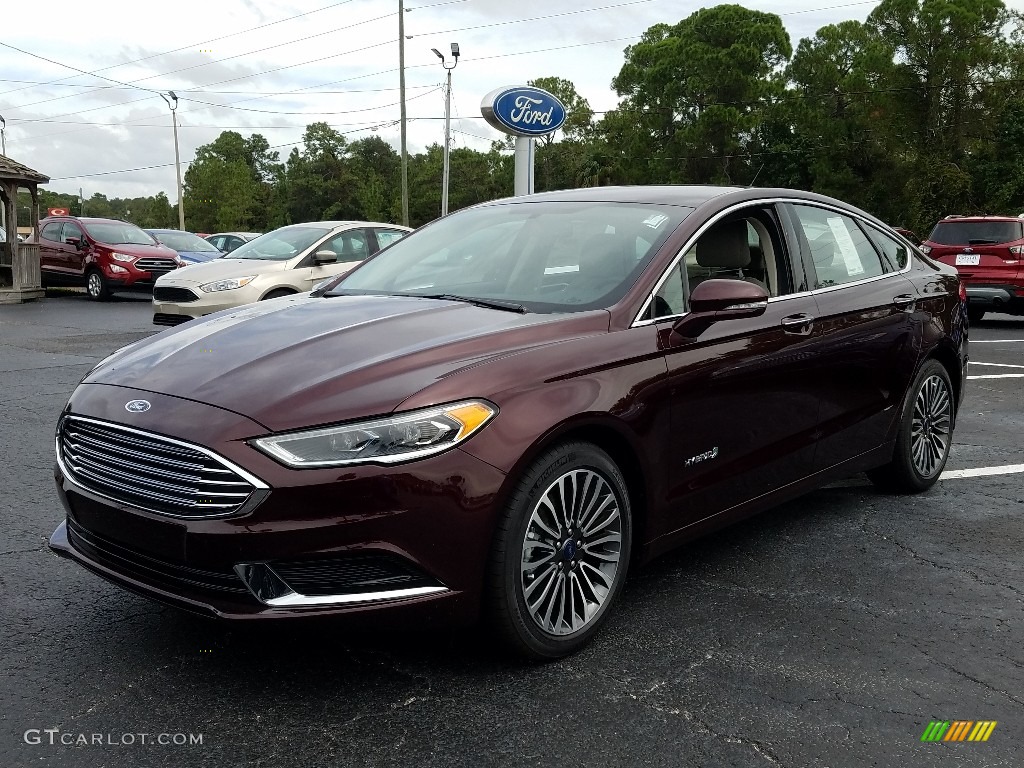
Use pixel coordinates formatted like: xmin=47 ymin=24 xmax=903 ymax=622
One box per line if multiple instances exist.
xmin=65 ymin=439 xmax=249 ymax=486
xmin=68 ymin=424 xmax=216 ymax=462
xmin=64 ymin=452 xmax=250 ymax=500
xmin=59 ymin=416 xmax=260 ymax=518
xmin=135 ymin=258 xmax=177 ymax=272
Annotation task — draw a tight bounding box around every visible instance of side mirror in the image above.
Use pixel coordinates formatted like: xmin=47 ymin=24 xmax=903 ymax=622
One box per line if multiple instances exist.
xmin=672 ymin=279 xmax=768 ymax=338
xmin=313 ymin=249 xmax=338 ymax=265
xmin=66 ymin=237 xmax=86 ymax=251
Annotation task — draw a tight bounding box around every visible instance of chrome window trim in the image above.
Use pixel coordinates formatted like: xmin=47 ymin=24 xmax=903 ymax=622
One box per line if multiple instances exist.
xmin=56 ymin=415 xmax=270 ymax=520
xmin=632 ymin=198 xmax=914 ymax=327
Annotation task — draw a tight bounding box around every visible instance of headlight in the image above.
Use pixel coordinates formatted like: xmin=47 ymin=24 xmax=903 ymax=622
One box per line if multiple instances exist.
xmin=919 ymin=245 xmax=931 ymax=255
xmin=174 ymin=256 xmax=187 ymax=267
xmin=251 ymin=400 xmax=497 ymax=468
xmin=200 ymin=275 xmax=257 ymax=293
xmin=111 ymin=252 xmax=136 ymax=263
xmin=110 ymin=264 xmax=128 ymax=273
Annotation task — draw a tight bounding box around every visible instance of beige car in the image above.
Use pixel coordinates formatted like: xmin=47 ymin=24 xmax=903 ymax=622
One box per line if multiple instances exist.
xmin=152 ymin=221 xmax=410 ymax=326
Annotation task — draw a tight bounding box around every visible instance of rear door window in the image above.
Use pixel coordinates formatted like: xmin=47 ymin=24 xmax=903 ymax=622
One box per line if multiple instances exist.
xmin=789 ymin=205 xmax=887 ymax=288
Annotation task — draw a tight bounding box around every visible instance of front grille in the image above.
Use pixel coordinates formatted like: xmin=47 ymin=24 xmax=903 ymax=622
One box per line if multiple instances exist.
xmin=153 ymin=286 xmax=198 ymax=303
xmin=59 ymin=416 xmax=260 ymax=518
xmin=135 ymin=258 xmax=177 ymax=277
xmin=153 ymin=313 xmax=192 ymax=327
xmin=66 ymin=517 xmax=251 ymax=596
xmin=271 ymin=553 xmax=442 ymax=597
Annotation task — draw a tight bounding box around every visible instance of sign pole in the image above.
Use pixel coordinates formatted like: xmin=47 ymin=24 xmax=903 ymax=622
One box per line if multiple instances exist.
xmin=513 ymin=137 xmax=534 ymax=196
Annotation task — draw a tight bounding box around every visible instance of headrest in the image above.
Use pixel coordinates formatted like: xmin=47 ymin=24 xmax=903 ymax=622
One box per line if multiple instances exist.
xmin=696 ymin=220 xmax=750 ymax=269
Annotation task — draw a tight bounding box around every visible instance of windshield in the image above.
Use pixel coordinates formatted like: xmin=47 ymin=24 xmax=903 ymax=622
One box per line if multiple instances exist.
xmin=331 ymin=201 xmax=690 ymax=312
xmin=84 ymin=222 xmax=158 ymax=245
xmin=151 ymin=231 xmax=221 ymax=253
xmin=226 ymin=226 xmax=326 ymax=261
xmin=929 ymin=220 xmax=1023 ymax=245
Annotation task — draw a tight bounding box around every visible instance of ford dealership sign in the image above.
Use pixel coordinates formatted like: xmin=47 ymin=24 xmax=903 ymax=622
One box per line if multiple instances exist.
xmin=481 ymin=86 xmax=567 ymax=137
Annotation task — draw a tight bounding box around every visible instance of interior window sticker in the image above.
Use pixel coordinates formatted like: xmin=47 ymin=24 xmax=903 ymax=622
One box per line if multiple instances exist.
xmin=642 ymin=213 xmax=669 ymax=229
xmin=826 ymin=216 xmax=865 ymax=276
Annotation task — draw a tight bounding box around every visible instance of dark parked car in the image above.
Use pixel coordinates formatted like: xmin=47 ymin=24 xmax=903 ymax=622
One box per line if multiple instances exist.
xmin=32 ymin=216 xmax=180 ymax=300
xmin=146 ymin=228 xmax=225 ymax=264
xmin=921 ymin=214 xmax=1024 ymax=322
xmin=49 ymin=186 xmax=967 ymax=658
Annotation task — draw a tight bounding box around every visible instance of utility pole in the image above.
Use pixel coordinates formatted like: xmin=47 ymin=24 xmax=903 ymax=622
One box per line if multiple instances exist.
xmin=432 ymin=44 xmax=460 ymax=217
xmin=0 ymin=114 xmax=6 ymax=156
xmin=160 ymin=91 xmax=185 ymax=230
xmin=399 ymin=1 xmax=409 ymax=226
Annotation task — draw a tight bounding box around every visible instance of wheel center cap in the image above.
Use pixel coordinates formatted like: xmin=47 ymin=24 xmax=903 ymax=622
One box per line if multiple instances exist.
xmin=562 ymin=540 xmax=577 ymax=560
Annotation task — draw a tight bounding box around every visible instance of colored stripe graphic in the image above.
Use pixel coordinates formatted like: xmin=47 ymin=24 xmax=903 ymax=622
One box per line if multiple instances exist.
xmin=921 ymin=720 xmax=996 ymax=742
xmin=921 ymin=721 xmax=949 ymax=741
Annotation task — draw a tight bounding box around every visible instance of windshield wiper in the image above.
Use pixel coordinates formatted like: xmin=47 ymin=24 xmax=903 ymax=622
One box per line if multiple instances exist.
xmin=418 ymin=293 xmax=527 ymax=313
xmin=967 ymin=239 xmax=998 ymax=245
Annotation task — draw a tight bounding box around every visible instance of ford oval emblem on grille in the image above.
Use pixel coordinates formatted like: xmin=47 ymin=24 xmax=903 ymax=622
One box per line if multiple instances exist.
xmin=125 ymin=400 xmax=152 ymax=413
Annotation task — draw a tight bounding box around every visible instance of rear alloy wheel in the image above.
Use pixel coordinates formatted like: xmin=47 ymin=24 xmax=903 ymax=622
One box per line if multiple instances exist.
xmin=85 ymin=269 xmax=110 ymax=301
xmin=966 ymin=306 xmax=986 ymax=324
xmin=488 ymin=442 xmax=632 ymax=659
xmin=868 ymin=359 xmax=953 ymax=493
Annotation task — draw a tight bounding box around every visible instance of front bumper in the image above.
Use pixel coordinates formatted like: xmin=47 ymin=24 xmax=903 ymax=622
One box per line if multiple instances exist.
xmin=48 ymin=386 xmax=508 ymax=625
xmin=152 ymin=282 xmax=264 ymax=324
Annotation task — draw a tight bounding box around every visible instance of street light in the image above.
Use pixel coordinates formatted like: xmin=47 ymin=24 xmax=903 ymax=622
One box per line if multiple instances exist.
xmin=432 ymin=42 xmax=460 ymax=217
xmin=159 ymin=91 xmax=185 ymax=231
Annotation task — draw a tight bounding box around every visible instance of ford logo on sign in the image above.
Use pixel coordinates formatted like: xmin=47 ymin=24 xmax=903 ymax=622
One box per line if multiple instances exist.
xmin=481 ymin=86 xmax=567 ymax=138
xmin=125 ymin=400 xmax=151 ymax=413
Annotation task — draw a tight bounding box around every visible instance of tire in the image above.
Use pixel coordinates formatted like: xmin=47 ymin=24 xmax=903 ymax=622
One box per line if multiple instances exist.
xmin=260 ymin=289 xmax=294 ymax=301
xmin=967 ymin=306 xmax=985 ymax=324
xmin=867 ymin=359 xmax=954 ymax=493
xmin=85 ymin=269 xmax=110 ymax=301
xmin=487 ymin=442 xmax=632 ymax=659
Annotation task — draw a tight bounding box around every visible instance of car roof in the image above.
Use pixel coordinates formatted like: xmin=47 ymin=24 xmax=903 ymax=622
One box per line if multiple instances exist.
xmin=206 ymin=231 xmax=262 ymax=237
xmin=936 ymin=215 xmax=1023 ymax=222
xmin=39 ymin=216 xmax=136 ymax=225
xmin=485 ymin=185 xmax=743 ymax=207
xmin=147 ymin=228 xmax=201 ymax=234
xmin=276 ymin=221 xmax=411 ymax=231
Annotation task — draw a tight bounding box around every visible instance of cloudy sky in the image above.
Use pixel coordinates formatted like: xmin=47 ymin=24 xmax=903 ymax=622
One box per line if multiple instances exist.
xmin=0 ymin=0 xmax=1010 ymax=202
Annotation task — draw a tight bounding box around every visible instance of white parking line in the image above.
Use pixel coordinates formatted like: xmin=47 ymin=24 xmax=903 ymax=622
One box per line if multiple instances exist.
xmin=969 ymin=362 xmax=1024 ymax=369
xmin=970 ymin=339 xmax=1024 ymax=343
xmin=941 ymin=464 xmax=1024 ymax=479
xmin=967 ymin=374 xmax=1024 ymax=379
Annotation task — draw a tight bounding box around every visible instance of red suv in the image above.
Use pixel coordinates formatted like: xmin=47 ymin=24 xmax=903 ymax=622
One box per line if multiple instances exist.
xmin=921 ymin=215 xmax=1024 ymax=322
xmin=33 ymin=216 xmax=181 ymax=300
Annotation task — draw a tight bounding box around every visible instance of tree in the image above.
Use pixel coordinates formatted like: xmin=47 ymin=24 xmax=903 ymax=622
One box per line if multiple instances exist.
xmin=606 ymin=6 xmax=793 ymax=185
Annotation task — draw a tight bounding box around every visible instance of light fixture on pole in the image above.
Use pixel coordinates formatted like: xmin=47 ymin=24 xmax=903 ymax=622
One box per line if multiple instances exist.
xmin=159 ymin=91 xmax=185 ymax=231
xmin=431 ymin=42 xmax=460 ymax=217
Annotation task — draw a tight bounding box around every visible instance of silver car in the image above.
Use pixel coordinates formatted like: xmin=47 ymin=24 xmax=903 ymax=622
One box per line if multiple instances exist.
xmin=152 ymin=221 xmax=410 ymax=326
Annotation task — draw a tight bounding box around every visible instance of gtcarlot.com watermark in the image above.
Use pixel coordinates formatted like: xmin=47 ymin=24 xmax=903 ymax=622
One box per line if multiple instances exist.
xmin=24 ymin=729 xmax=203 ymax=747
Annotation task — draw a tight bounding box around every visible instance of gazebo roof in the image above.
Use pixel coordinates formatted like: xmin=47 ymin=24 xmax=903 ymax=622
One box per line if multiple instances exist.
xmin=0 ymin=154 xmax=49 ymax=184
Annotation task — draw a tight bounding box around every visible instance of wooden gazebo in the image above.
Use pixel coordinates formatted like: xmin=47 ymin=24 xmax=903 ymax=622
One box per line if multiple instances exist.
xmin=0 ymin=154 xmax=48 ymax=303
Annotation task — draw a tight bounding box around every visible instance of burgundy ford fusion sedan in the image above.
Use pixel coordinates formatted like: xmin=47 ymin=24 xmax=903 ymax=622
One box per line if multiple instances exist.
xmin=49 ymin=186 xmax=967 ymax=658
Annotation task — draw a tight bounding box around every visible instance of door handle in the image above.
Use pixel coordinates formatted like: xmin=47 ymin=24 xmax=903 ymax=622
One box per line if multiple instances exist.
xmin=781 ymin=313 xmax=815 ymax=335
xmin=893 ymin=294 xmax=916 ymax=311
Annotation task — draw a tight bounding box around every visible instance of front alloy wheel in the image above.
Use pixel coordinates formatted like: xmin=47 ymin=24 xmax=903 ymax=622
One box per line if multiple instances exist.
xmin=86 ymin=269 xmax=110 ymax=301
xmin=488 ymin=442 xmax=632 ymax=659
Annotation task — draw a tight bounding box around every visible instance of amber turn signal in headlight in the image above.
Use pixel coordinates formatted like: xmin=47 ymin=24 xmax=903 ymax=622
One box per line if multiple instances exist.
xmin=250 ymin=400 xmax=498 ymax=468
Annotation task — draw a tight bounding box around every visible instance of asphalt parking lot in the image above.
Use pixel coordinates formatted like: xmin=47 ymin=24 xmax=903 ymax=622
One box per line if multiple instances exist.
xmin=2 ymin=291 xmax=1022 ymax=768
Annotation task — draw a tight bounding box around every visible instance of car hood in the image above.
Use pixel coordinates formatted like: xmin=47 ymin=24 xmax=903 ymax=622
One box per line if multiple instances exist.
xmin=84 ymin=294 xmax=608 ymax=431
xmin=176 ymin=250 xmax=223 ymax=263
xmin=98 ymin=241 xmax=178 ymax=259
xmin=157 ymin=257 xmax=288 ymax=285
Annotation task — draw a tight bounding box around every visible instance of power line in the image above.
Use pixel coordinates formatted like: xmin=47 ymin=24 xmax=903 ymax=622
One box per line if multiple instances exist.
xmin=0 ymin=0 xmax=368 ymax=99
